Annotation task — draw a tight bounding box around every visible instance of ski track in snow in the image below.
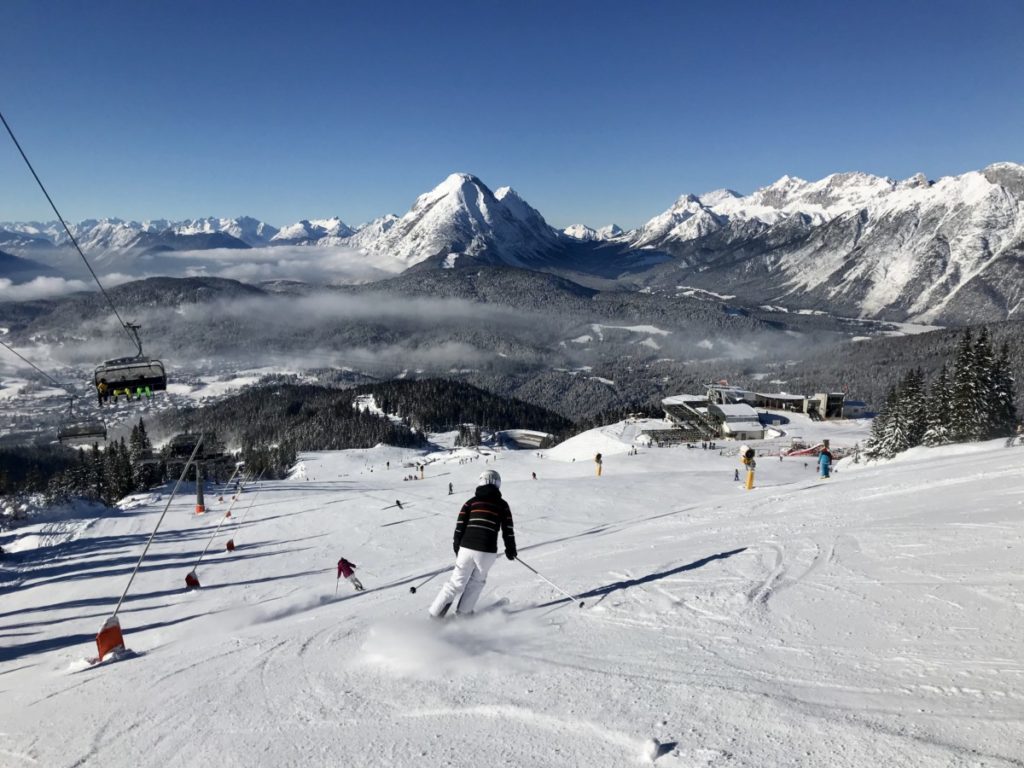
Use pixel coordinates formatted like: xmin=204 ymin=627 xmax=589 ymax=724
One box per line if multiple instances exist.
xmin=2 ymin=421 xmax=1024 ymax=766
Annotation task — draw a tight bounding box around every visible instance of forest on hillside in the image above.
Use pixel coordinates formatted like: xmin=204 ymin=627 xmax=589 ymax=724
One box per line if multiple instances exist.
xmin=156 ymin=379 xmax=574 ymax=453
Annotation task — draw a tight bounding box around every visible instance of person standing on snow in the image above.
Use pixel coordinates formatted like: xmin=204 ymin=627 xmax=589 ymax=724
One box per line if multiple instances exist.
xmin=337 ymin=557 xmax=364 ymax=591
xmin=428 ymin=469 xmax=516 ymax=618
xmin=818 ymin=440 xmax=834 ymax=479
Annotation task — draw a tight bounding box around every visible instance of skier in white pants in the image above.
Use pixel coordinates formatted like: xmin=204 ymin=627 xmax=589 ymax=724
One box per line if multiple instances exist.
xmin=429 ymin=470 xmax=517 ymax=618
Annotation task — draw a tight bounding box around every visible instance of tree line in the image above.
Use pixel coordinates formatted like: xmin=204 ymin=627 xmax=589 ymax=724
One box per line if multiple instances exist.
xmin=4 ymin=420 xmax=164 ymax=508
xmin=864 ymin=329 xmax=1018 ymax=459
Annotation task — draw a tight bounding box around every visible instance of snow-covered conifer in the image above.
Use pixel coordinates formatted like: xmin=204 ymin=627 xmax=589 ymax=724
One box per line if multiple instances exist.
xmin=950 ymin=330 xmax=978 ymax=442
xmin=990 ymin=342 xmax=1019 ymax=438
xmin=899 ymin=368 xmax=927 ymax=448
xmin=864 ymin=386 xmax=896 ymax=459
xmin=972 ymin=328 xmax=997 ymax=438
xmin=922 ymin=366 xmax=953 ymax=446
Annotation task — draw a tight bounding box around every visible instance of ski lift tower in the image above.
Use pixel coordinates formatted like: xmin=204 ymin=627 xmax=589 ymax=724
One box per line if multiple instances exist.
xmin=163 ymin=432 xmax=232 ymax=514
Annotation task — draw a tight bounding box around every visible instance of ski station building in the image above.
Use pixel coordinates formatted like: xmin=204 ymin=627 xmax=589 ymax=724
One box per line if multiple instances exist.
xmin=497 ymin=429 xmax=556 ymax=449
xmin=644 ymin=384 xmax=850 ymax=444
xmin=706 ymin=385 xmax=847 ymax=421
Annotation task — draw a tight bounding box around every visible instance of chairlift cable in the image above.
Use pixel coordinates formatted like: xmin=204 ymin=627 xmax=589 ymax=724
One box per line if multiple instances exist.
xmin=0 ymin=337 xmax=68 ymax=392
xmin=0 ymin=109 xmax=140 ymax=356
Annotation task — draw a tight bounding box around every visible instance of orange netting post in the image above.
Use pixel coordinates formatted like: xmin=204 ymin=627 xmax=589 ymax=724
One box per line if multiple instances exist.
xmin=185 ymin=469 xmax=251 ymax=585
xmin=222 ymin=469 xmax=266 ymax=555
xmin=195 ymin=464 xmax=205 ymax=514
xmin=93 ymin=437 xmax=204 ymax=662
xmin=95 ymin=615 xmax=125 ymax=660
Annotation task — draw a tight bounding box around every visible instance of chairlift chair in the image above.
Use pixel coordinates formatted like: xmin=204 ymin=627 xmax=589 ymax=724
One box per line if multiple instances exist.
xmin=57 ymin=421 xmax=108 ymax=445
xmin=57 ymin=396 xmax=107 ymax=444
xmin=94 ymin=356 xmax=167 ymax=398
xmin=165 ymin=432 xmax=226 ymax=462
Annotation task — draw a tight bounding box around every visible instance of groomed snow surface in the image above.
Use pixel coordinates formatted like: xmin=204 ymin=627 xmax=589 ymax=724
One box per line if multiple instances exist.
xmin=2 ymin=420 xmax=1023 ymax=767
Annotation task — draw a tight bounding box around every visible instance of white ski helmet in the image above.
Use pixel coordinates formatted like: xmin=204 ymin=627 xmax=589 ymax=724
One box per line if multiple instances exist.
xmin=478 ymin=469 xmax=501 ymax=489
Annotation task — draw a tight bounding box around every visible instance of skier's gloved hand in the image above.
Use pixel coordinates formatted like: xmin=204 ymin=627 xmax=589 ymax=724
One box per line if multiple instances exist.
xmin=505 ymin=548 xmax=517 ymax=561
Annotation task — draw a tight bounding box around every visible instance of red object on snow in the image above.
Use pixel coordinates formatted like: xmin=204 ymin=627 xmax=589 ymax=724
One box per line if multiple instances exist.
xmin=337 ymin=558 xmax=356 ymax=579
xmin=225 ymin=539 xmax=235 ymax=552
xmin=185 ymin=571 xmax=201 ymax=590
xmin=95 ymin=615 xmax=126 ymax=661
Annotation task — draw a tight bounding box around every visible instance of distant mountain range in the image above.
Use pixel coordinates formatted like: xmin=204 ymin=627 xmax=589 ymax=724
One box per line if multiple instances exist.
xmin=2 ymin=163 xmax=1023 ymax=324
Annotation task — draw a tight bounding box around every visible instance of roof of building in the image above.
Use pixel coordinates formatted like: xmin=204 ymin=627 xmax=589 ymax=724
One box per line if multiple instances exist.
xmin=662 ymin=394 xmax=707 ymax=405
xmin=709 ymin=403 xmax=759 ymax=419
xmin=721 ymin=421 xmax=765 ymax=434
xmin=756 ymin=392 xmax=805 ymax=402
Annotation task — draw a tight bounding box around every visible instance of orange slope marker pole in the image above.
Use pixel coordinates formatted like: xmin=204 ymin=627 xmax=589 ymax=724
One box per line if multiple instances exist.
xmin=95 ymin=436 xmax=204 ymax=662
xmin=185 ymin=471 xmax=252 ymax=589
xmin=209 ymin=464 xmax=241 ymax=517
xmin=225 ymin=468 xmax=266 ymax=552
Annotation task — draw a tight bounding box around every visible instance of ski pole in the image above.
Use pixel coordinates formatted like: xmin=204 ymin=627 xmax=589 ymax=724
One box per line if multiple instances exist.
xmin=515 ymin=557 xmax=586 ymax=608
xmin=409 ymin=571 xmax=442 ymax=594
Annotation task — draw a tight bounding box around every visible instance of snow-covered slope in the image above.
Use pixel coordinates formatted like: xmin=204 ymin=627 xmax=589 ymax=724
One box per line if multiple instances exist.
xmin=2 ymin=418 xmax=1023 ymax=767
xmin=637 ymin=164 xmax=1024 ymax=323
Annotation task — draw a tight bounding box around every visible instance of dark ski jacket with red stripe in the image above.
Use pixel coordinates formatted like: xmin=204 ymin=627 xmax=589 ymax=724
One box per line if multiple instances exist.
xmin=453 ymin=485 xmax=516 ymax=556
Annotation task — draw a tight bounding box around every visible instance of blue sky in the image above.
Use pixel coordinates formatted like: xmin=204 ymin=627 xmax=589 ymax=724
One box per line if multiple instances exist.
xmin=1 ymin=0 xmax=1022 ymax=230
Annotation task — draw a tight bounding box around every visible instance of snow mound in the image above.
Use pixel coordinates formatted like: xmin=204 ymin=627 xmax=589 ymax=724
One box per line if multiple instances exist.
xmin=547 ymin=421 xmax=639 ymax=462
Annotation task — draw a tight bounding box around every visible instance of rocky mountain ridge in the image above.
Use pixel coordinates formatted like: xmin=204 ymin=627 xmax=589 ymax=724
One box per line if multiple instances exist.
xmin=3 ymin=163 xmax=1022 ymax=323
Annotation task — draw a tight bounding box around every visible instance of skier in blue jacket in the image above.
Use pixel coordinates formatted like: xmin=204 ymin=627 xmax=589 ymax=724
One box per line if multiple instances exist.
xmin=818 ymin=441 xmax=833 ymax=478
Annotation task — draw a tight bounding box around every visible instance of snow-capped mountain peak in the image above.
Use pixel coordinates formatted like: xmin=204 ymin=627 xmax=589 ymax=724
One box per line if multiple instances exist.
xmin=271 ymin=217 xmax=355 ymax=244
xmin=350 ymin=173 xmax=562 ymax=268
xmin=697 ymin=189 xmax=742 ymax=206
xmin=637 ymin=162 xmax=1024 ymax=323
xmin=173 ymin=216 xmax=279 ymax=245
xmin=563 ymin=224 xmax=599 ymax=240
xmin=563 ymin=223 xmax=626 ymax=241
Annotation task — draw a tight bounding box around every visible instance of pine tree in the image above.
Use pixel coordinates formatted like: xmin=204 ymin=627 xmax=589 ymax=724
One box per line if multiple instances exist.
xmin=88 ymin=444 xmax=105 ymax=502
xmin=973 ymin=328 xmax=997 ymax=438
xmin=864 ymin=386 xmax=896 ymax=459
xmin=922 ymin=366 xmax=953 ymax=446
xmin=990 ymin=342 xmax=1019 ymax=438
xmin=878 ymin=386 xmax=910 ymax=457
xmin=950 ymin=330 xmax=978 ymax=442
xmin=899 ymin=368 xmax=927 ymax=448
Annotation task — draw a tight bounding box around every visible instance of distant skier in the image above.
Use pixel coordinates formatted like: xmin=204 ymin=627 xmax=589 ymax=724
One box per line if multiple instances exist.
xmin=429 ymin=469 xmax=516 ymax=618
xmin=337 ymin=557 xmax=364 ymax=591
xmin=818 ymin=441 xmax=833 ymax=479
xmin=734 ymin=468 xmax=740 ymax=481
xmin=395 ymin=499 xmax=403 ymax=510
xmin=448 ymin=482 xmax=453 ymax=495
